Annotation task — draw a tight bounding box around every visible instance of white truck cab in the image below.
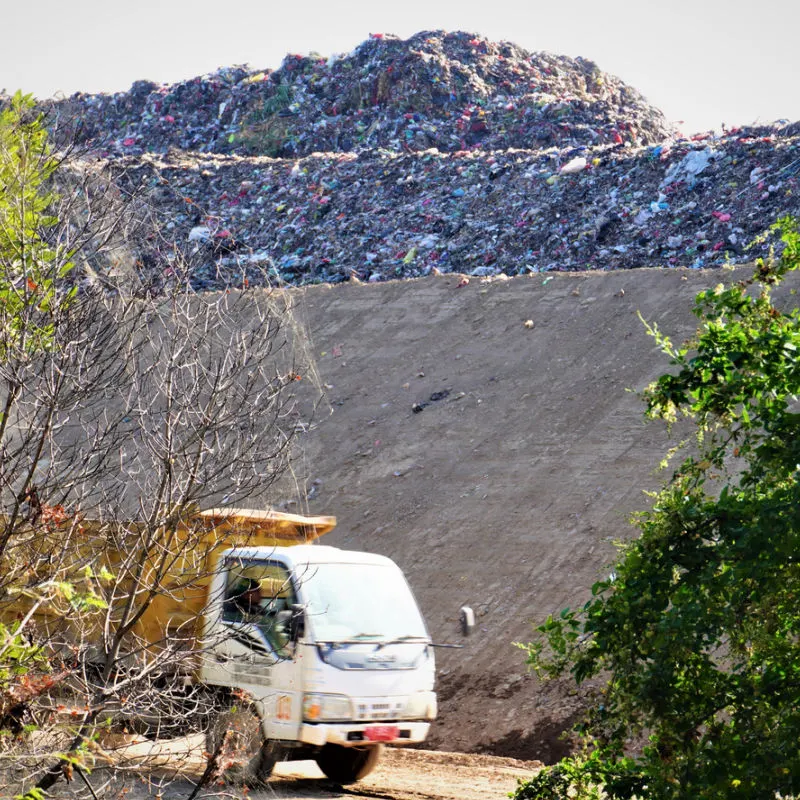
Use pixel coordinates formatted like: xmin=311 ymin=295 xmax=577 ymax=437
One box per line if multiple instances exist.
xmin=200 ymin=544 xmax=437 ymax=784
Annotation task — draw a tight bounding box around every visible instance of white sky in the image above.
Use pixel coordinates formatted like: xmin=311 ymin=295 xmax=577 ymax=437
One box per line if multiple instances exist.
xmin=3 ymin=0 xmax=798 ymax=137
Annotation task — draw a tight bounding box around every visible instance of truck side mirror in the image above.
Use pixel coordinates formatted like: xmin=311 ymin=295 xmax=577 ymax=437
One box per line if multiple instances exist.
xmin=459 ymin=606 xmax=475 ymax=637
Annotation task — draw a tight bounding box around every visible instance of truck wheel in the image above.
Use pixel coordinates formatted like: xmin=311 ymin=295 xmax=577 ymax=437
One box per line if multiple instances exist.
xmin=206 ymin=699 xmax=275 ymax=786
xmin=315 ymin=743 xmax=383 ymax=784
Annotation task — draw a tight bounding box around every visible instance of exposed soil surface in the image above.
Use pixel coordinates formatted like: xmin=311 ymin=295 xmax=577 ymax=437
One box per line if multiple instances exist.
xmin=277 ymin=264 xmax=798 ymax=762
xmin=107 ymin=737 xmax=543 ymax=800
xmin=259 ymin=748 xmax=543 ymax=800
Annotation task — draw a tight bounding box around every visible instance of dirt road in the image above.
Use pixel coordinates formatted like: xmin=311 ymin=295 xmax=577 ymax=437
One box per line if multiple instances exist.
xmin=114 ymin=739 xmax=540 ymax=799
xmin=258 ymin=749 xmax=539 ymax=800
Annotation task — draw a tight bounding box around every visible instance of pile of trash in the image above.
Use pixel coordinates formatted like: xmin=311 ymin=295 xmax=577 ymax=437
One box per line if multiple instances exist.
xmin=5 ymin=31 xmax=800 ymax=290
xmin=111 ymin=122 xmax=800 ymax=289
xmin=51 ymin=31 xmax=675 ymax=158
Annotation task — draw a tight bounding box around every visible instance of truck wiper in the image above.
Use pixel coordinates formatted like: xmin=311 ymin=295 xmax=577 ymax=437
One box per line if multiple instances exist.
xmin=315 ymin=633 xmax=383 ymax=649
xmin=375 ymin=635 xmax=430 ymax=649
xmin=316 ymin=634 xmax=431 ymax=648
xmin=377 ymin=635 xmax=467 ymax=650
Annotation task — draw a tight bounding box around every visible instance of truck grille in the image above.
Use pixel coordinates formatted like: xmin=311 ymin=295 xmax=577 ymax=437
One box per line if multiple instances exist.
xmin=356 ymin=699 xmax=406 ymax=720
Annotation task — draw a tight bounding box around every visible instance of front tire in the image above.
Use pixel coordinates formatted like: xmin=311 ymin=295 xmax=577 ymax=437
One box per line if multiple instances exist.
xmin=315 ymin=743 xmax=383 ymax=784
xmin=206 ymin=698 xmax=275 ymax=786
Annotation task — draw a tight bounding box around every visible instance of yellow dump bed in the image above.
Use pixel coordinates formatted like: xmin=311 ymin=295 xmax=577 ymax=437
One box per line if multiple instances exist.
xmin=2 ymin=507 xmax=336 ymax=659
xmin=139 ymin=508 xmax=337 ymax=648
xmin=196 ymin=507 xmax=336 ymax=545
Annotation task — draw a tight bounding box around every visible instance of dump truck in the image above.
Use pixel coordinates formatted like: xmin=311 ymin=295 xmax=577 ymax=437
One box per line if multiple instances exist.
xmin=5 ymin=507 xmax=457 ymax=785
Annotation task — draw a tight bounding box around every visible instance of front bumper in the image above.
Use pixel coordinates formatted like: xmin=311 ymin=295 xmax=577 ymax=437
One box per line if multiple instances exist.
xmin=298 ymin=721 xmax=430 ymax=747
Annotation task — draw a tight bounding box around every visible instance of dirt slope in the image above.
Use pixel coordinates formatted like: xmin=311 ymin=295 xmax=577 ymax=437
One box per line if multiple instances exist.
xmin=278 ymin=265 xmax=760 ymax=761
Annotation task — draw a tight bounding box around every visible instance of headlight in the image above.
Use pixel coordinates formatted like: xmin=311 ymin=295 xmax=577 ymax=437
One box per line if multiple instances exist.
xmin=403 ymin=692 xmax=437 ymax=720
xmin=302 ymin=693 xmax=353 ymax=722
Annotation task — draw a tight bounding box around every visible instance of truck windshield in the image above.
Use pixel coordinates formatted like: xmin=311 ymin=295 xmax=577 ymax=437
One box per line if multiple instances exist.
xmin=296 ymin=562 xmax=427 ymax=644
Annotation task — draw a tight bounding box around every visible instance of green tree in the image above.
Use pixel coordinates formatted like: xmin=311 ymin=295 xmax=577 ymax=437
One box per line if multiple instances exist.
xmin=517 ymin=218 xmax=800 ymax=800
xmin=0 ymin=92 xmax=73 ymax=360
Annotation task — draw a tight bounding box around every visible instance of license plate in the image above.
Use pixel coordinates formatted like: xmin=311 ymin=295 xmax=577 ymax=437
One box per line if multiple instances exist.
xmin=364 ymin=725 xmax=399 ymax=742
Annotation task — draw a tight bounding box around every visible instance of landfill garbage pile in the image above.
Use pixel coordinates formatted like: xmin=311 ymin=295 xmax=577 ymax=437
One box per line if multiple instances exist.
xmin=50 ymin=31 xmax=675 ymax=158
xmin=5 ymin=31 xmax=800 ymax=290
xmin=110 ymin=122 xmax=800 ymax=289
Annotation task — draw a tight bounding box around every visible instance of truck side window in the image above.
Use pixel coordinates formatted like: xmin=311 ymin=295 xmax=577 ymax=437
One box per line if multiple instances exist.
xmin=223 ymin=560 xmax=296 ymax=657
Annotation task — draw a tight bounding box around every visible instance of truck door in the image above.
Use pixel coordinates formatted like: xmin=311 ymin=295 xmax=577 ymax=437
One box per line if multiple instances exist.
xmin=204 ymin=557 xmax=302 ymax=741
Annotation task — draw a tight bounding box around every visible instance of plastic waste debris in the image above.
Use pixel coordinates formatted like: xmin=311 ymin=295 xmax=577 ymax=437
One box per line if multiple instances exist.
xmin=560 ymin=157 xmax=587 ymax=175
xmin=7 ymin=29 xmax=796 ymax=292
xmin=188 ymin=225 xmax=211 ymax=242
xmin=660 ymin=147 xmax=715 ymax=189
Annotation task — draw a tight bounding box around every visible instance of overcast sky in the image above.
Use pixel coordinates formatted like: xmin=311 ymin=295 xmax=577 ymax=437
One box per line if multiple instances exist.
xmin=3 ymin=0 xmax=798 ymax=137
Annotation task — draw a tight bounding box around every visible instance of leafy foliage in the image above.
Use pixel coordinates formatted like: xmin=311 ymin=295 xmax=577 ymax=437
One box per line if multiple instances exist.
xmin=0 ymin=92 xmax=74 ymax=360
xmin=516 ymin=218 xmax=800 ymax=799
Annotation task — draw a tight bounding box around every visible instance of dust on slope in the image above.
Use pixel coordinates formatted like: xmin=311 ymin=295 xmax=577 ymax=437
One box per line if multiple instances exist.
xmin=284 ymin=265 xmax=765 ymax=760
